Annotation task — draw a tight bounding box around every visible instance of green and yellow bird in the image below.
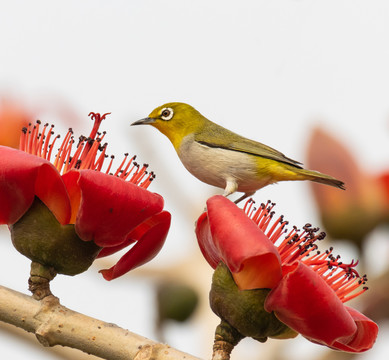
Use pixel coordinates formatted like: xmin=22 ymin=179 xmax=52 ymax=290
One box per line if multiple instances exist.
xmin=132 ymin=102 xmax=344 ymax=203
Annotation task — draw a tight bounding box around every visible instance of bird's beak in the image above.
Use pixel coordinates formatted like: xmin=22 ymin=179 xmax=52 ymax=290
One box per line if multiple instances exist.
xmin=131 ymin=117 xmax=156 ymax=126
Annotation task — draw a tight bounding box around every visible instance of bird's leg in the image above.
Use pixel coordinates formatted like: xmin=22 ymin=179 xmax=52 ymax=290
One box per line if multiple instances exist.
xmin=223 ymin=180 xmax=255 ymax=204
xmin=234 ymin=191 xmax=255 ymax=204
xmin=223 ymin=179 xmax=238 ymax=198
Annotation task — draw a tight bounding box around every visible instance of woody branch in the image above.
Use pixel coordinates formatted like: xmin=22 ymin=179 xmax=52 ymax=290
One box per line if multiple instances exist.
xmin=0 ymin=285 xmax=202 ymax=360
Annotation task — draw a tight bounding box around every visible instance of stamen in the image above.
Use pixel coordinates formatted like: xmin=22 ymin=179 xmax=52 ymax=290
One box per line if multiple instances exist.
xmin=53 ymin=128 xmax=73 ymax=172
xmin=79 ymin=138 xmax=101 ymax=170
xmin=140 ymin=171 xmax=155 ymax=189
xmin=18 ymin=114 xmax=156 ymax=190
xmin=242 ymin=199 xmax=369 ymax=304
xmin=93 ymin=144 xmax=108 ymax=172
xmin=105 ymin=155 xmax=115 ymax=175
xmin=46 ymin=135 xmax=60 ymax=161
xmin=120 ymin=156 xmax=138 ymax=180
xmin=113 ymin=153 xmax=130 ymax=177
xmin=68 ymin=137 xmax=86 ymax=169
xmin=19 ymin=126 xmax=28 ymax=151
xmin=42 ymin=125 xmax=55 ymax=159
xmin=130 ymin=163 xmax=149 ymax=185
xmin=243 ymin=198 xmax=255 ymax=216
xmin=36 ymin=122 xmax=47 ymax=157
xmin=30 ymin=121 xmax=40 ymax=155
xmin=26 ymin=123 xmax=34 ymax=154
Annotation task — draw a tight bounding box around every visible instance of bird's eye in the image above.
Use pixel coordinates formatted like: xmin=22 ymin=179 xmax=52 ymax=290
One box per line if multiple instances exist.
xmin=160 ymin=107 xmax=174 ymax=121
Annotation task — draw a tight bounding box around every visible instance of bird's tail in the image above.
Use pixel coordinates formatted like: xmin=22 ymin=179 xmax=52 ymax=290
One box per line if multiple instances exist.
xmin=298 ymin=169 xmax=345 ymax=190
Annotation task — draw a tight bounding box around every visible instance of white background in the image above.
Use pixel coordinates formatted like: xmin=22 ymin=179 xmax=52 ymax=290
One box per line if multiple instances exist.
xmin=0 ymin=1 xmax=388 ymax=359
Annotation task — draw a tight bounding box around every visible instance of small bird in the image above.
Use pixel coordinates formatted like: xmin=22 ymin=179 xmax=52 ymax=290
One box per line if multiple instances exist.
xmin=132 ymin=102 xmax=345 ymax=203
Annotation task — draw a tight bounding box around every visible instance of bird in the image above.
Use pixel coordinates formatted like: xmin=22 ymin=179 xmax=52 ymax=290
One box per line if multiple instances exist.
xmin=132 ymin=102 xmax=345 ymax=203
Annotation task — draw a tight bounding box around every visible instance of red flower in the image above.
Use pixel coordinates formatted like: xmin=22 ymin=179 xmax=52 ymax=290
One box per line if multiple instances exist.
xmin=306 ymin=127 xmax=389 ymax=246
xmin=196 ymin=195 xmax=378 ymax=353
xmin=0 ymin=113 xmax=171 ymax=280
xmin=0 ymin=97 xmax=31 ymax=148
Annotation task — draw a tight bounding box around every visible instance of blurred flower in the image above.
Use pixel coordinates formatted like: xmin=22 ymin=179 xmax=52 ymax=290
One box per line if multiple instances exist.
xmin=306 ymin=127 xmax=389 ymax=248
xmin=196 ymin=195 xmax=378 ymax=353
xmin=0 ymin=97 xmax=31 ymax=148
xmin=378 ymin=172 xmax=389 ymax=204
xmin=0 ymin=113 xmax=171 ymax=280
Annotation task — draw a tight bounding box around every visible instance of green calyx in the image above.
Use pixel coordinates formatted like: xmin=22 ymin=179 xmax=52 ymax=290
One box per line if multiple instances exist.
xmin=10 ymin=197 xmax=102 ymax=276
xmin=210 ymin=262 xmax=297 ymax=343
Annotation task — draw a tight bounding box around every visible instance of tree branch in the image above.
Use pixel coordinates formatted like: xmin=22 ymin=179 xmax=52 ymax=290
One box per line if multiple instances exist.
xmin=0 ymin=285 xmax=202 ymax=360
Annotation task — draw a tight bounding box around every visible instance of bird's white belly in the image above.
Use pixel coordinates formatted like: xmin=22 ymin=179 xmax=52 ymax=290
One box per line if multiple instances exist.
xmin=178 ymin=136 xmax=273 ymax=192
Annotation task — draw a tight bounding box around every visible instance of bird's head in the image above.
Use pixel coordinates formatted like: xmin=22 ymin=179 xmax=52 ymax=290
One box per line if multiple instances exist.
xmin=132 ymin=102 xmax=206 ymax=149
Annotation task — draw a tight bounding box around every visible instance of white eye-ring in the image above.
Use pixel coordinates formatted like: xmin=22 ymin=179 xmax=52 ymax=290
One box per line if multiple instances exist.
xmin=160 ymin=107 xmax=174 ymax=121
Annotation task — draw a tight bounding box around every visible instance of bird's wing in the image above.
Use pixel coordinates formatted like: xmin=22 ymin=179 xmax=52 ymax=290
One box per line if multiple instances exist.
xmin=194 ymin=124 xmax=303 ymax=168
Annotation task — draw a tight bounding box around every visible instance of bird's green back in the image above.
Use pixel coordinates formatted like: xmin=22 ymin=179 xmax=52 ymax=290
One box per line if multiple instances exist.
xmin=195 ymin=120 xmax=303 ymax=169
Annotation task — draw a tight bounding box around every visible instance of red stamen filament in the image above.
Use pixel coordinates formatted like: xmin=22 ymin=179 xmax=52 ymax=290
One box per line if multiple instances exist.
xmin=18 ymin=115 xmax=154 ymax=190
xmin=93 ymin=145 xmax=107 ymax=172
xmin=42 ymin=126 xmax=55 ymax=159
xmin=46 ymin=135 xmax=60 ymax=161
xmin=140 ymin=172 xmax=155 ymax=188
xmin=36 ymin=123 xmax=47 ymax=157
xmin=120 ymin=157 xmax=138 ymax=180
xmin=105 ymin=155 xmax=115 ymax=175
xmin=53 ymin=129 xmax=73 ymax=171
xmin=113 ymin=153 xmax=130 ymax=177
xmin=244 ymin=199 xmax=368 ymax=304
xmin=26 ymin=124 xmax=34 ymax=154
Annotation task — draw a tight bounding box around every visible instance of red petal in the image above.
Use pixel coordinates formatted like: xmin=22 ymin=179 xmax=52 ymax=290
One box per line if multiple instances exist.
xmin=99 ymin=210 xmax=171 ymax=280
xmin=264 ymin=262 xmax=368 ymax=350
xmin=69 ymin=170 xmax=165 ymax=247
xmin=196 ymin=195 xmax=282 ymax=289
xmin=331 ymin=306 xmax=378 ymax=352
xmin=0 ymin=146 xmax=71 ymax=224
xmin=96 ymin=238 xmax=136 ymax=258
xmin=61 ymin=170 xmax=82 ymax=224
xmin=195 ymin=211 xmax=221 ymax=268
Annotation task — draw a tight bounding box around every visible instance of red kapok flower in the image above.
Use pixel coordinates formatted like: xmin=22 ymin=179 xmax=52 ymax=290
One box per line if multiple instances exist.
xmin=306 ymin=127 xmax=389 ymax=247
xmin=196 ymin=195 xmax=378 ymax=353
xmin=0 ymin=113 xmax=171 ymax=281
xmin=0 ymin=97 xmax=31 ymax=148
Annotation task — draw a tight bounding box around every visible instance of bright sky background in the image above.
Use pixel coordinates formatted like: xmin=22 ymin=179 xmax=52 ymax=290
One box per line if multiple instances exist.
xmin=1 ymin=1 xmax=388 ymax=359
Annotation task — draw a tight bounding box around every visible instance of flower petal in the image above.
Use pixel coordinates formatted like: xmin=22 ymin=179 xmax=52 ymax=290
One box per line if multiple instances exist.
xmin=196 ymin=211 xmax=221 ymax=268
xmin=264 ymin=262 xmax=377 ymax=352
xmin=196 ymin=195 xmax=282 ymax=289
xmin=67 ymin=170 xmax=166 ymax=247
xmin=99 ymin=210 xmax=171 ymax=280
xmin=330 ymin=306 xmax=378 ymax=352
xmin=61 ymin=170 xmax=82 ymax=224
xmin=0 ymin=146 xmax=71 ymax=225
